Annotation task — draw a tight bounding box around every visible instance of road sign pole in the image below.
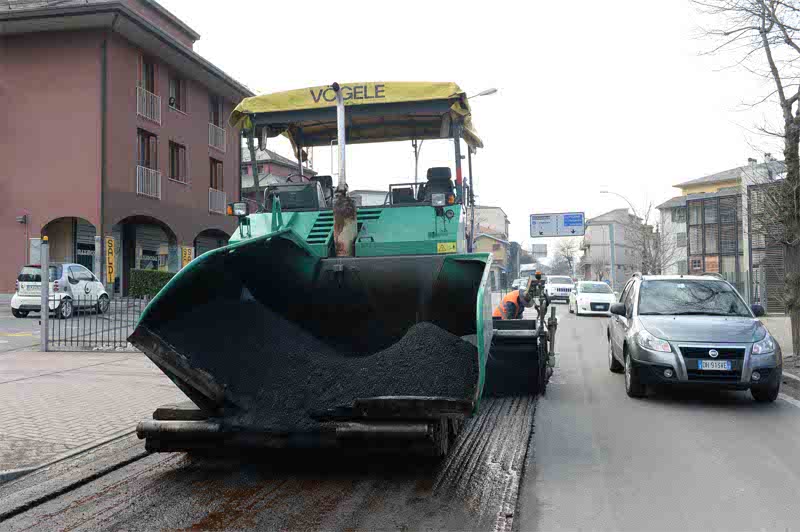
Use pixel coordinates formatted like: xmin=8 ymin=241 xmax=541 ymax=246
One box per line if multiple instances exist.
xmin=40 ymin=237 xmax=49 ymax=352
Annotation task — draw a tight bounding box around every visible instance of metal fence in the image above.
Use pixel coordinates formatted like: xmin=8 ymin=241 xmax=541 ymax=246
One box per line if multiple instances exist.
xmin=46 ymin=295 xmax=149 ymax=350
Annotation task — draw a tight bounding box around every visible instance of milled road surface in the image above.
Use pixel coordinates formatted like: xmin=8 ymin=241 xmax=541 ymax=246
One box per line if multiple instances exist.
xmin=0 ymin=397 xmax=535 ymax=531
xmin=517 ymin=306 xmax=800 ymax=531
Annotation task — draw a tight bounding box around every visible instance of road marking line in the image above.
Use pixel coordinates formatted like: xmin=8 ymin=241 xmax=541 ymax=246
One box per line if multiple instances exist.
xmin=779 ymin=393 xmax=800 ymax=409
xmin=782 ymin=371 xmax=800 ymax=384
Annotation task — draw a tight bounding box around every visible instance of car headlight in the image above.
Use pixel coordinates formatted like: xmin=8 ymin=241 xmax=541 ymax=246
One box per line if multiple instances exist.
xmin=431 ymin=193 xmax=446 ymax=206
xmin=637 ymin=330 xmax=672 ymax=353
xmin=752 ymin=334 xmax=776 ymax=355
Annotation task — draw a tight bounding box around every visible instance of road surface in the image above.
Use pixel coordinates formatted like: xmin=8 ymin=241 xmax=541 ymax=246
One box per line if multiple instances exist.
xmin=517 ymin=305 xmax=800 ymax=531
xmin=3 ymin=303 xmax=800 ymax=531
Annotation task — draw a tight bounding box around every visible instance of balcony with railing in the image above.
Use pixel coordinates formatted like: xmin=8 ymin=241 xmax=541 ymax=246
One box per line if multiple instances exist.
xmin=208 ymin=123 xmax=226 ymax=152
xmin=209 ymin=187 xmax=226 ymax=214
xmin=136 ymin=165 xmax=161 ymax=199
xmin=137 ymin=86 xmax=161 ymax=124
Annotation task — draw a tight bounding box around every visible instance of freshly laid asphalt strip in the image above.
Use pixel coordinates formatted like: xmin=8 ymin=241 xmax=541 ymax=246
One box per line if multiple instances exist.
xmin=153 ymin=301 xmax=480 ymax=432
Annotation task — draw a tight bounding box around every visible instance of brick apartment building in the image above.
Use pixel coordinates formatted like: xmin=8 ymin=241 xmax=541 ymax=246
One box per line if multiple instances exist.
xmin=1 ymin=0 xmax=252 ymax=294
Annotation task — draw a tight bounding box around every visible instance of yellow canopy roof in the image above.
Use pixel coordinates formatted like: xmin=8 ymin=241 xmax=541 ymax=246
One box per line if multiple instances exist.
xmin=229 ymin=81 xmax=483 ymax=149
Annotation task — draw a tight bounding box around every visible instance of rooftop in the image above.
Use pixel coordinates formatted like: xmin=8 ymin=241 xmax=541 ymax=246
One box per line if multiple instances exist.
xmin=656 ymin=185 xmax=743 ymax=210
xmin=674 ymin=161 xmax=784 ymax=188
xmin=475 ymin=233 xmax=510 ymax=245
xmin=241 ymin=147 xmax=316 ymax=174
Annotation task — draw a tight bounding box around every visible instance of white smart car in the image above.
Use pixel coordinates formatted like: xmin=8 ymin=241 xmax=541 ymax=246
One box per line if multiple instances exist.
xmin=569 ymin=281 xmax=616 ymax=316
xmin=11 ymin=263 xmax=109 ymax=319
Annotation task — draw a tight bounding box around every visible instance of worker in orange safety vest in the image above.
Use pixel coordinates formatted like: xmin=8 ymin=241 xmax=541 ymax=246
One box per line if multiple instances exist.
xmin=492 ymin=278 xmax=535 ymax=320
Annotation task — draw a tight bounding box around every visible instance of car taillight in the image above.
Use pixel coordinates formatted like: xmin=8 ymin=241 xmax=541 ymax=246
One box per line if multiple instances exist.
xmin=53 ymin=280 xmax=59 ymax=292
xmin=15 ymin=280 xmax=19 ymax=292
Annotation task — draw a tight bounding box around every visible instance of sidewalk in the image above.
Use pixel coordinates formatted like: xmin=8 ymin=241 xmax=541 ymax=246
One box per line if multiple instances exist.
xmin=0 ymin=351 xmax=186 ymax=475
xmin=762 ymin=315 xmax=794 ymax=357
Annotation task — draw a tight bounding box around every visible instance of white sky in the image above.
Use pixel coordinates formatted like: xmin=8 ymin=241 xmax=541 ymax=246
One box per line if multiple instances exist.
xmin=160 ymin=0 xmax=783 ymax=254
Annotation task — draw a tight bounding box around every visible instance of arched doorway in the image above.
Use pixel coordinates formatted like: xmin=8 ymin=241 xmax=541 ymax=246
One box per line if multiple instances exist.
xmin=194 ymin=228 xmax=230 ymax=257
xmin=41 ymin=217 xmax=97 ymax=272
xmin=112 ymin=215 xmax=177 ymax=295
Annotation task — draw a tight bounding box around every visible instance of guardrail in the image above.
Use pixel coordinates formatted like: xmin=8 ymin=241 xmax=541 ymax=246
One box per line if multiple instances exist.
xmin=46 ymin=295 xmax=149 ymax=350
xmin=208 ymin=122 xmax=226 ymax=152
xmin=136 ymin=86 xmax=161 ymax=124
xmin=136 ymin=165 xmax=161 ymax=199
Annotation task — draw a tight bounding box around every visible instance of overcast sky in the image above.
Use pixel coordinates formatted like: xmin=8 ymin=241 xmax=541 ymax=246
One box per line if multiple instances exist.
xmin=160 ymin=0 xmax=782 ymax=253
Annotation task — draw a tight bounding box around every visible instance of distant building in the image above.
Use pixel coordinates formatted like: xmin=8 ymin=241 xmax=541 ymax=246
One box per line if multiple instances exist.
xmin=474 ymin=233 xmax=510 ymax=290
xmin=240 ymin=148 xmax=317 ymax=204
xmin=474 ymin=206 xmax=510 ymax=238
xmin=656 ymin=160 xmax=786 ymax=311
xmin=580 ymin=209 xmax=641 ymax=290
xmin=350 ymin=190 xmax=388 ymax=207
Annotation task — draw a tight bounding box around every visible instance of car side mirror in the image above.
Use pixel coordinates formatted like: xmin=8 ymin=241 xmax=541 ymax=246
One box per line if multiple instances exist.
xmin=68 ymin=276 xmax=79 ymax=285
xmin=751 ymin=304 xmax=765 ymax=317
xmin=610 ymin=303 xmax=626 ymax=316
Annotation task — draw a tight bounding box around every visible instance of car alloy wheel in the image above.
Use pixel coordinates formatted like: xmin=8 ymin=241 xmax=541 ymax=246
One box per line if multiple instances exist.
xmin=59 ymin=299 xmax=73 ymax=319
xmin=97 ymin=295 xmax=110 ymax=314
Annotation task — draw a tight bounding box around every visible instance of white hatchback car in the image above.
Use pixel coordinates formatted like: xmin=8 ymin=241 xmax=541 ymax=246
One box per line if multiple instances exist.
xmin=11 ymin=263 xmax=109 ymax=319
xmin=569 ymin=281 xmax=617 ymax=316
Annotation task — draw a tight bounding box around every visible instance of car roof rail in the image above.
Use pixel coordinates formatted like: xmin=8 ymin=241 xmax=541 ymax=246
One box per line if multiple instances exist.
xmin=701 ymin=272 xmax=724 ymax=280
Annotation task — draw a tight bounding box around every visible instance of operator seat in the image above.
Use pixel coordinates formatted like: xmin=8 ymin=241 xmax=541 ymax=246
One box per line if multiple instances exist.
xmin=424 ymin=167 xmax=455 ymax=202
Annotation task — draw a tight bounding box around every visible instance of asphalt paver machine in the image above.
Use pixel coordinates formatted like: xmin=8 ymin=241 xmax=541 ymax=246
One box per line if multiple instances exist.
xmin=130 ymin=82 xmax=552 ymax=456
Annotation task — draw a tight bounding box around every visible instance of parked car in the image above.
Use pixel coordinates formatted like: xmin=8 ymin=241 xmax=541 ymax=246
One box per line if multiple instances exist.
xmin=511 ymin=277 xmax=529 ymax=290
xmin=569 ymin=281 xmax=616 ymax=316
xmin=607 ymin=274 xmax=781 ymax=402
xmin=11 ymin=263 xmax=110 ymax=319
xmin=545 ymin=275 xmax=574 ymax=303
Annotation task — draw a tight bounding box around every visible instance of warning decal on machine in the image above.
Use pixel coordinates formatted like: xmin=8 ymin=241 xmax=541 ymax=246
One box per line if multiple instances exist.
xmin=437 ymin=242 xmax=457 ymax=253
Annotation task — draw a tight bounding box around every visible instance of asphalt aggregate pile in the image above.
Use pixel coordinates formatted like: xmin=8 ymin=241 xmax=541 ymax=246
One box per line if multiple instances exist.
xmin=154 ymin=301 xmax=479 ymax=431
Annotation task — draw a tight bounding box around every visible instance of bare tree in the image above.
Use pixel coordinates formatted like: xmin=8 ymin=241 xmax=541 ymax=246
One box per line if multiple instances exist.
xmin=694 ymin=0 xmax=800 ymax=360
xmin=556 ymin=239 xmax=580 ymax=275
xmin=622 ymin=203 xmax=679 ymax=275
xmin=590 ymin=255 xmax=609 ymax=281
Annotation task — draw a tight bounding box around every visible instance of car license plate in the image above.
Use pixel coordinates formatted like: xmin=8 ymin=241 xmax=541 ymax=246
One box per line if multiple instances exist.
xmin=698 ymin=360 xmax=731 ymax=371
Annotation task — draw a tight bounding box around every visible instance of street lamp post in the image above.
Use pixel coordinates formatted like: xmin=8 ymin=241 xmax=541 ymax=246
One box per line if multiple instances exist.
xmin=600 ymin=189 xmax=637 ymax=215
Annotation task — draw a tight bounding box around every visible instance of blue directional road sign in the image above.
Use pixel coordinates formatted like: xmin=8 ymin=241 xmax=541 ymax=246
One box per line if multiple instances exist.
xmin=529 ymin=212 xmax=585 ymax=238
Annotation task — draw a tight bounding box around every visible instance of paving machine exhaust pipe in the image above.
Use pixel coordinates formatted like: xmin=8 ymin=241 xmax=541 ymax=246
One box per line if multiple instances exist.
xmin=332 ymin=82 xmax=357 ymax=257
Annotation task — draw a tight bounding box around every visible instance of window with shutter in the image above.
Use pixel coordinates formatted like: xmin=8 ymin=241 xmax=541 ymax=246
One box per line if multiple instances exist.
xmin=169 ymin=76 xmax=186 ymax=112
xmin=209 ymin=95 xmax=223 ymax=127
xmin=169 ymin=142 xmax=187 ymax=183
xmin=136 ymin=129 xmax=158 ymax=169
xmin=210 ymin=158 xmax=223 ymax=190
xmin=139 ymin=55 xmax=156 ymax=93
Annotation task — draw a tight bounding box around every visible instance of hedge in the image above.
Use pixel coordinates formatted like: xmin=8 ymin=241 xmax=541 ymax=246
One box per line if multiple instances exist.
xmin=128 ymin=269 xmax=175 ymax=298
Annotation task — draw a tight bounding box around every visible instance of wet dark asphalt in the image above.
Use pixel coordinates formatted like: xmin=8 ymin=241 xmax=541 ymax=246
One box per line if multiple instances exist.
xmin=516 ymin=307 xmax=800 ymax=531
